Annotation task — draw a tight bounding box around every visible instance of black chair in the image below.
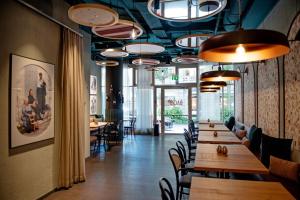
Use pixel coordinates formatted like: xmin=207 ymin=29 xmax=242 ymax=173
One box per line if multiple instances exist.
xmin=168 ymin=148 xmax=191 ymax=200
xmin=110 ymin=121 xmax=122 ymax=144
xmin=124 ymin=118 xmax=136 ymax=136
xmin=183 ymin=132 xmax=196 ymax=161
xmin=176 ymin=141 xmax=194 ymax=174
xmin=159 ymin=177 xmax=175 ymax=200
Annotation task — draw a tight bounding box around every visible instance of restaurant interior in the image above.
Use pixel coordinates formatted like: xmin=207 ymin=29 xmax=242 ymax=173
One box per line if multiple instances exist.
xmin=0 ymin=0 xmax=300 ymax=199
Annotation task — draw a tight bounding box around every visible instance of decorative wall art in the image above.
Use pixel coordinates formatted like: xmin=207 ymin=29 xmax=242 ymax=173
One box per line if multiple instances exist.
xmin=90 ymin=75 xmax=97 ymax=95
xmin=10 ymin=54 xmax=54 ymax=148
xmin=90 ymin=95 xmax=97 ymax=115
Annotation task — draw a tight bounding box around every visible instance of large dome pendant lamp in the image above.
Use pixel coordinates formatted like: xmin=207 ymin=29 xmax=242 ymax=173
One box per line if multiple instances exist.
xmin=200 ymin=65 xmax=241 ymax=81
xmin=200 ymin=81 xmax=227 ymax=88
xmin=198 ymin=0 xmax=290 ymax=63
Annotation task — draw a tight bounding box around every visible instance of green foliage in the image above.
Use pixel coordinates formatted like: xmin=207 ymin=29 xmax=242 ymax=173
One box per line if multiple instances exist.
xmin=165 ymin=107 xmax=188 ymax=124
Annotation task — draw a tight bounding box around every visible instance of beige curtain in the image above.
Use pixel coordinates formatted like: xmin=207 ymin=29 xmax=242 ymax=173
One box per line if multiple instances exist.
xmin=58 ymin=28 xmax=86 ymax=188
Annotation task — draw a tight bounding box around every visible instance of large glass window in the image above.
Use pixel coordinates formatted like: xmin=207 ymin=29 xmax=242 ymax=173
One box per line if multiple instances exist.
xmin=123 ymin=67 xmax=136 ymax=120
xmin=164 ymin=0 xmax=188 ymax=19
xmin=154 ymin=67 xmax=176 ymax=85
xmin=101 ymin=67 xmax=106 ymax=117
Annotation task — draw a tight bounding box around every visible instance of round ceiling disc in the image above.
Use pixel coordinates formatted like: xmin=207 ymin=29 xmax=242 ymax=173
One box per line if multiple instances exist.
xmin=124 ymin=43 xmax=165 ymax=55
xmin=145 ymin=66 xmax=159 ymax=71
xmin=68 ymin=3 xmax=119 ymax=27
xmin=172 ymin=55 xmax=203 ymax=64
xmin=132 ymin=58 xmax=160 ymax=65
xmin=100 ymin=49 xmax=129 ymax=58
xmin=96 ymin=60 xmax=119 ymax=67
xmin=176 ymin=34 xmax=210 ymax=49
xmin=92 ymin=19 xmax=143 ymax=40
xmin=147 ymin=0 xmax=227 ymax=22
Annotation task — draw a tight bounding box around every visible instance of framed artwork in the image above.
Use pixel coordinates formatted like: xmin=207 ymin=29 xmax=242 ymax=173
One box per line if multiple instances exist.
xmin=10 ymin=54 xmax=55 ymax=148
xmin=90 ymin=95 xmax=97 ymax=115
xmin=90 ymin=75 xmax=97 ymax=94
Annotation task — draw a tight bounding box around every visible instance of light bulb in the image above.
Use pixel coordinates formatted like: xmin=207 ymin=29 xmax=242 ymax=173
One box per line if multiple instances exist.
xmin=236 ymin=44 xmax=246 ymax=55
xmin=138 ymin=58 xmax=142 ymax=65
xmin=131 ymin=28 xmax=137 ymax=40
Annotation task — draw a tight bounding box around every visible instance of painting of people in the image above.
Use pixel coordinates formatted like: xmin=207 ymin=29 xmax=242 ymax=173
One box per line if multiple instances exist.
xmin=90 ymin=75 xmax=97 ymax=95
xmin=10 ymin=54 xmax=54 ymax=148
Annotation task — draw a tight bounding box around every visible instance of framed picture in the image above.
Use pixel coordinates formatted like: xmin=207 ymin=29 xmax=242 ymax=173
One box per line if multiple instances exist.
xmin=90 ymin=95 xmax=97 ymax=115
xmin=90 ymin=75 xmax=97 ymax=95
xmin=10 ymin=54 xmax=54 ymax=148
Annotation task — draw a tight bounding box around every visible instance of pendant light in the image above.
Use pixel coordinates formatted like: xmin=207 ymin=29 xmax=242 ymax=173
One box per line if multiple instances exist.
xmin=200 ymin=88 xmax=218 ymax=93
xmin=200 ymin=81 xmax=227 ymax=88
xmin=200 ymin=86 xmax=220 ymax=90
xmin=198 ymin=0 xmax=290 ymax=63
xmin=200 ymin=66 xmax=241 ymax=81
xmin=131 ymin=24 xmax=137 ymax=40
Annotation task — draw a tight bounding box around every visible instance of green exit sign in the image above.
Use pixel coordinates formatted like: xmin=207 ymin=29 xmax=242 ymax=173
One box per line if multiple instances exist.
xmin=172 ymin=74 xmax=178 ymax=80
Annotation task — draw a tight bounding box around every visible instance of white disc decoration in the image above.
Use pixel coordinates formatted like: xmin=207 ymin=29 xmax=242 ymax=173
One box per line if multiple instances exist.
xmin=68 ymin=3 xmax=118 ymax=27
xmin=100 ymin=49 xmax=129 ymax=58
xmin=172 ymin=55 xmax=203 ymax=64
xmin=132 ymin=58 xmax=160 ymax=65
xmin=92 ymin=19 xmax=143 ymax=40
xmin=176 ymin=34 xmax=210 ymax=49
xmin=96 ymin=60 xmax=119 ymax=67
xmin=124 ymin=43 xmax=165 ymax=55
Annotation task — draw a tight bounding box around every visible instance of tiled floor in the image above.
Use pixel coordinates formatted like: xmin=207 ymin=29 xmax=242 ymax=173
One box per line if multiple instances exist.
xmin=45 ymin=135 xmax=184 ymax=200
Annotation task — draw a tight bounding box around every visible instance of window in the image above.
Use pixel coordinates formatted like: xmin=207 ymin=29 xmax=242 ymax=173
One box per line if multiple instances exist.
xmin=154 ymin=67 xmax=176 ymax=85
xmin=123 ymin=67 xmax=136 ymax=120
xmin=178 ymin=68 xmax=197 ymax=83
xmin=101 ymin=67 xmax=106 ymax=117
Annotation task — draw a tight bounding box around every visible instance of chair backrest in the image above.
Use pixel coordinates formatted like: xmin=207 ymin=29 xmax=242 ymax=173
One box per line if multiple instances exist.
xmin=159 ymin=177 xmax=175 ymax=200
xmin=176 ymin=141 xmax=188 ymax=165
xmin=168 ymin=148 xmax=182 ymax=186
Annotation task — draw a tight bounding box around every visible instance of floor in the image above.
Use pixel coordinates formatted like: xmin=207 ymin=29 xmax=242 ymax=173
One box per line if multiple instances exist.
xmin=45 ymin=135 xmax=184 ymax=200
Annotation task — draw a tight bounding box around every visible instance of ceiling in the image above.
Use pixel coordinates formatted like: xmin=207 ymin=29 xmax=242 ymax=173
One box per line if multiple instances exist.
xmin=65 ymin=0 xmax=279 ymax=63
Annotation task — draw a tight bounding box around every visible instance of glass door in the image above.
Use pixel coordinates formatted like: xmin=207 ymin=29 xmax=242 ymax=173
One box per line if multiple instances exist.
xmin=162 ymin=88 xmax=189 ymax=134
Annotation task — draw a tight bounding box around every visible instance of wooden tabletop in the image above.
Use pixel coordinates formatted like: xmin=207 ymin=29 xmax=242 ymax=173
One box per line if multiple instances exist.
xmin=198 ymin=131 xmax=241 ymax=144
xmin=190 ymin=177 xmax=295 ymax=200
xmin=198 ymin=123 xmax=230 ymax=131
xmin=89 ymin=122 xmax=109 ymax=129
xmin=199 ymin=120 xmax=223 ymax=125
xmin=194 ymin=143 xmax=268 ymax=174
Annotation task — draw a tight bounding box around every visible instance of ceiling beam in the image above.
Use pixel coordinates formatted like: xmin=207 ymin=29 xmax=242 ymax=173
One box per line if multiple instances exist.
xmin=119 ymin=0 xmax=144 ymax=31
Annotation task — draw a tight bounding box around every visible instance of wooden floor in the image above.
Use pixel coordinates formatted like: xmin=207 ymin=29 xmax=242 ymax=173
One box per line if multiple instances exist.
xmin=45 ymin=135 xmax=183 ymax=200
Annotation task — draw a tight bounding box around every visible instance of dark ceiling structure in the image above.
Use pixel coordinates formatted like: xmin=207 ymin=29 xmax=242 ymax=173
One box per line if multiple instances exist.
xmin=65 ymin=0 xmax=279 ymax=63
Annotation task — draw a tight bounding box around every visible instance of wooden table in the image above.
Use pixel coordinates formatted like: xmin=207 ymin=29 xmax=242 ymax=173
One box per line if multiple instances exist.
xmin=198 ymin=123 xmax=229 ymax=131
xmin=190 ymin=177 xmax=295 ymax=200
xmin=194 ymin=143 xmax=268 ymax=174
xmin=198 ymin=131 xmax=241 ymax=144
xmin=90 ymin=122 xmax=110 ymax=131
xmin=199 ymin=120 xmax=223 ymax=125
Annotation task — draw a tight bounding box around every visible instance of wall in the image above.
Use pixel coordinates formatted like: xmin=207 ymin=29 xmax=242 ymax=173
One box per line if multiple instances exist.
xmin=0 ymin=0 xmax=93 ymax=199
xmin=235 ymin=0 xmax=300 ymax=153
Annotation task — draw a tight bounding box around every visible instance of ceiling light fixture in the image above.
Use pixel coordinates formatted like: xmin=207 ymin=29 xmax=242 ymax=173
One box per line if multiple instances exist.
xmin=200 ymin=88 xmax=218 ymax=93
xmin=200 ymin=81 xmax=227 ymax=88
xmin=132 ymin=58 xmax=160 ymax=66
xmin=198 ymin=0 xmax=290 ymax=63
xmin=100 ymin=49 xmax=129 ymax=58
xmin=68 ymin=3 xmax=118 ymax=27
xmin=200 ymin=66 xmax=241 ymax=81
xmin=96 ymin=60 xmax=119 ymax=67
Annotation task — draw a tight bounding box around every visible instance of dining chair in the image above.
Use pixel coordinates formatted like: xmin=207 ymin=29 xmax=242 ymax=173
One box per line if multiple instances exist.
xmin=159 ymin=177 xmax=175 ymax=200
xmin=90 ymin=135 xmax=98 ymax=155
xmin=183 ymin=132 xmax=196 ymax=161
xmin=124 ymin=118 xmax=136 ymax=136
xmin=168 ymin=148 xmax=191 ymax=200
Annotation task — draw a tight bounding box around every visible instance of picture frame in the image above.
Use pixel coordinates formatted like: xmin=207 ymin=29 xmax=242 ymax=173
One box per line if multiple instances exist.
xmin=10 ymin=54 xmax=55 ymax=148
xmin=90 ymin=95 xmax=97 ymax=115
xmin=90 ymin=75 xmax=97 ymax=95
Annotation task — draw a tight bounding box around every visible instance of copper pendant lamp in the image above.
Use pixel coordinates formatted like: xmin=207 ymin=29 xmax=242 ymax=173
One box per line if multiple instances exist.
xmin=198 ymin=29 xmax=290 ymax=63
xmin=200 ymin=86 xmax=220 ymax=90
xmin=198 ymin=0 xmax=290 ymax=63
xmin=200 ymin=88 xmax=218 ymax=93
xmin=200 ymin=66 xmax=241 ymax=81
xmin=200 ymin=81 xmax=227 ymax=88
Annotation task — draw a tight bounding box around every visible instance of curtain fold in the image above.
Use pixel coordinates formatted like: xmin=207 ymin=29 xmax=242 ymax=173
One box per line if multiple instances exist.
xmin=58 ymin=28 xmax=86 ymax=188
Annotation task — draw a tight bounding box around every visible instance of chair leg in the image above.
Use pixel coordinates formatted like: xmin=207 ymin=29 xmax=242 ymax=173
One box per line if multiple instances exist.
xmin=176 ymin=186 xmax=179 ymax=200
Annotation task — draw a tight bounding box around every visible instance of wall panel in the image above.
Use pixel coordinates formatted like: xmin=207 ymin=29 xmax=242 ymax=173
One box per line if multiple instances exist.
xmin=243 ymin=64 xmax=255 ymax=127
